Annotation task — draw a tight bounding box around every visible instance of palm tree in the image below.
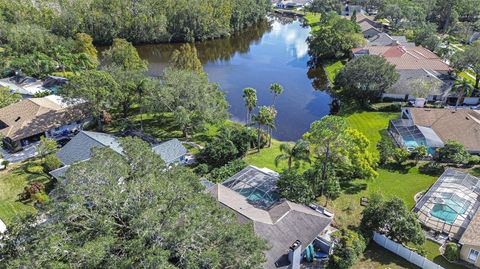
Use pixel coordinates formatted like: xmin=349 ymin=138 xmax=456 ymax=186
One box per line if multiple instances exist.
xmin=242 ymin=87 xmax=257 ymax=125
xmin=269 ymin=83 xmax=284 ymax=106
xmin=266 ymin=106 xmax=277 ymax=148
xmin=252 ymin=106 xmax=270 ymax=152
xmin=452 ymin=79 xmax=474 ymax=109
xmin=275 ymin=139 xmax=311 ymax=169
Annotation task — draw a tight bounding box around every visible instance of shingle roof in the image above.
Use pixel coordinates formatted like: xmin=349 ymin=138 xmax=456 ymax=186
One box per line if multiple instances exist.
xmin=367 ymin=33 xmax=415 ymax=47
xmin=0 ymin=95 xmax=88 ymax=141
xmin=207 ymin=172 xmax=332 ymax=269
xmin=408 ymin=108 xmax=480 ymax=152
xmin=389 ymin=69 xmax=454 ymax=96
xmin=460 ymin=209 xmax=480 ymax=246
xmin=56 ymin=131 xmax=122 ymax=165
xmin=353 ymin=45 xmax=451 ymax=71
xmin=152 ymin=139 xmax=187 ymax=164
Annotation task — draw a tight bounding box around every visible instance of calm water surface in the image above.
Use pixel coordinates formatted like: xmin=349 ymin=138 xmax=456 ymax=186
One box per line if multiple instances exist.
xmin=135 ymin=18 xmax=331 ymax=141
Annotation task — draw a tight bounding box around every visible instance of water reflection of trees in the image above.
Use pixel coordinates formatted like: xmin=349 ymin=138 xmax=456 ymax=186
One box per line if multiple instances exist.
xmin=135 ymin=20 xmax=272 ymax=64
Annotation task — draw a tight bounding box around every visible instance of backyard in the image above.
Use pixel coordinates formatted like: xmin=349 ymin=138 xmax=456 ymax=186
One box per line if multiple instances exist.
xmin=0 ymin=160 xmax=51 ymax=225
xmin=243 ymin=110 xmax=467 ymax=269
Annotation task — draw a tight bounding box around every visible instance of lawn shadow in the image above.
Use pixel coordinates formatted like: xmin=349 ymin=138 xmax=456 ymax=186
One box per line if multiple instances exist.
xmin=381 ymin=162 xmax=416 ymax=174
xmin=359 ymin=242 xmax=420 ymax=269
xmin=341 ymin=181 xmax=367 ymax=195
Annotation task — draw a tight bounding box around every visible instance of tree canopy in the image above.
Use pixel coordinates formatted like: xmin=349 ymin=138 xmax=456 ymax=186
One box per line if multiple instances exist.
xmin=0 ymin=138 xmax=268 ymax=268
xmin=333 ymin=55 xmax=399 ymax=106
xmin=307 ymin=12 xmax=365 ymax=62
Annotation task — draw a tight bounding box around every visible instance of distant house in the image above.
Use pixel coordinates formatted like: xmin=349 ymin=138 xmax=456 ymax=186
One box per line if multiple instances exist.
xmin=50 ymin=131 xmax=188 ymax=179
xmin=352 ymin=45 xmax=454 ymax=101
xmin=206 ymin=166 xmax=334 ymax=269
xmin=389 ymin=107 xmax=480 ymax=154
xmin=413 ymin=169 xmax=480 ymax=266
xmin=0 ymin=75 xmax=67 ymax=97
xmin=367 ymin=33 xmax=414 ymax=47
xmin=0 ymin=95 xmax=89 ymax=152
xmin=276 ymin=0 xmax=311 ymax=9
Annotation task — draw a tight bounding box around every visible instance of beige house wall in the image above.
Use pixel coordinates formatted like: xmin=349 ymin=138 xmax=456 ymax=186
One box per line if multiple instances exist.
xmin=460 ymin=244 xmax=480 ymax=268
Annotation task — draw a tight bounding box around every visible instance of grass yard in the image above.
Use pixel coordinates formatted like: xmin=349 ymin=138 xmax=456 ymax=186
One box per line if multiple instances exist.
xmin=0 ymin=161 xmax=51 ymax=225
xmin=304 ymin=12 xmax=321 ymax=30
xmin=353 ymin=242 xmax=419 ymax=269
xmin=324 ymin=60 xmax=345 ymax=83
xmin=346 ymin=111 xmax=399 ymax=155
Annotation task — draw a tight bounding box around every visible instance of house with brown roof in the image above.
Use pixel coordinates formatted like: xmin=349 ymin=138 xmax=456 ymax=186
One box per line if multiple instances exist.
xmin=352 ymin=45 xmax=454 ymax=101
xmin=392 ymin=107 xmax=480 ymax=154
xmin=206 ymin=166 xmax=334 ymax=269
xmin=459 ymin=209 xmax=480 ymax=267
xmin=0 ymin=95 xmax=90 ymax=152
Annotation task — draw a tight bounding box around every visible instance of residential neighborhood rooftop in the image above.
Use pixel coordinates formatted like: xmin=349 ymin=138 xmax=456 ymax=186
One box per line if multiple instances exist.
xmin=406 ymin=108 xmax=480 ymax=153
xmin=207 ymin=175 xmax=332 ymax=269
xmin=0 ymin=95 xmax=88 ymax=142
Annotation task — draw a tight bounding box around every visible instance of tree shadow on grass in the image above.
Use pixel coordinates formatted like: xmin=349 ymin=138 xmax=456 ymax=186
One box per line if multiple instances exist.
xmin=381 ymin=161 xmax=416 ymax=174
xmin=341 ymin=181 xmax=367 ymax=195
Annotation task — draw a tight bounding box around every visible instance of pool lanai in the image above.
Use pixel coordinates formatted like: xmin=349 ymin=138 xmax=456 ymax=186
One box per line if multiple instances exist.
xmin=222 ymin=166 xmax=281 ymax=209
xmin=388 ymin=119 xmax=444 ymax=155
xmin=413 ymin=169 xmax=480 ymax=239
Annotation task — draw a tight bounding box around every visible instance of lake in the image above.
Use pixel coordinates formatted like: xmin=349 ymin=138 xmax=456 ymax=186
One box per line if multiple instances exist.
xmin=135 ymin=17 xmax=331 ymax=141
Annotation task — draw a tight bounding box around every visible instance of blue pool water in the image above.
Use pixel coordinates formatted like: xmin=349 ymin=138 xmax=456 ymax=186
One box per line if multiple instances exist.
xmin=431 ymin=204 xmax=458 ymax=224
xmin=430 ymin=193 xmax=470 ymax=224
xmin=238 ymin=188 xmax=279 ymax=206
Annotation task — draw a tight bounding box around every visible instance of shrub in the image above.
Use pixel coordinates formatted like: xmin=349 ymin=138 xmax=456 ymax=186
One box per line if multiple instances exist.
xmin=43 ymin=154 xmax=62 ymax=172
xmin=444 ymin=243 xmax=460 ymax=261
xmin=393 ymin=148 xmax=410 ymax=165
xmin=200 ymin=138 xmax=238 ymax=167
xmin=377 ymin=135 xmax=395 ymax=165
xmin=208 ymin=159 xmax=247 ymax=183
xmin=372 ymin=102 xmax=402 ymax=112
xmin=27 ymin=165 xmax=45 ymax=174
xmin=32 ymin=192 xmax=50 ymax=204
xmin=22 ymin=182 xmax=45 ymax=200
xmin=194 ymin=163 xmax=209 ymax=176
xmin=468 ymin=155 xmax=480 ymax=166
xmin=436 ymin=141 xmax=470 ymax=164
xmin=328 ymin=229 xmax=366 ymax=269
xmin=1 ymin=160 xmax=9 ymax=169
xmin=218 ymin=125 xmax=251 ymax=158
xmin=419 ymin=162 xmax=445 ymax=176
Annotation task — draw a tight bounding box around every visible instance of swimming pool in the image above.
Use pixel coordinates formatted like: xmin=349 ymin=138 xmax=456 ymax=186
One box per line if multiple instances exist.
xmin=430 ymin=193 xmax=471 ymax=224
xmin=431 ymin=204 xmax=458 ymax=224
xmin=238 ymin=188 xmax=279 ymax=206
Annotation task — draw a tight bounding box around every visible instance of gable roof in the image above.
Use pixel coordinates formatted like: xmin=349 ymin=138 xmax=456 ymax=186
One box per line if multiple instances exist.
xmin=0 ymin=95 xmax=88 ymax=141
xmin=389 ymin=69 xmax=454 ymax=96
xmin=56 ymin=131 xmax=122 ymax=165
xmin=367 ymin=33 xmax=415 ymax=47
xmin=408 ymin=108 xmax=480 ymax=152
xmin=152 ymin=139 xmax=187 ymax=164
xmin=207 ymin=167 xmax=332 ymax=269
xmin=352 ymin=45 xmax=451 ymax=71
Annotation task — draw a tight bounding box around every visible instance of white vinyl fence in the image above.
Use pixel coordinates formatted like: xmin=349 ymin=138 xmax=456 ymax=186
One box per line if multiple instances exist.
xmin=373 ymin=232 xmax=444 ymax=269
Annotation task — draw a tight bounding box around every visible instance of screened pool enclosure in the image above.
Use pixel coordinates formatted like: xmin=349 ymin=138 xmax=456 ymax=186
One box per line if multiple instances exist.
xmin=388 ymin=119 xmax=444 ymax=154
xmin=222 ymin=166 xmax=280 ymax=209
xmin=413 ymin=169 xmax=480 ymax=239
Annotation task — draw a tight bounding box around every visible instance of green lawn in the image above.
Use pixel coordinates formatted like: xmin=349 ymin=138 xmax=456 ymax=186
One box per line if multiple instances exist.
xmin=324 ymin=60 xmax=345 ymax=83
xmin=354 ymin=242 xmax=419 ymax=269
xmin=346 ymin=111 xmax=399 ymax=155
xmin=304 ymin=12 xmax=321 ymax=30
xmin=0 ymin=161 xmax=51 ymax=225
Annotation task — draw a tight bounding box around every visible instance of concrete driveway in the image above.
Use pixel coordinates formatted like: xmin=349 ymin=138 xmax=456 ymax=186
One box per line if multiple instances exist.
xmin=0 ymin=142 xmax=39 ymax=163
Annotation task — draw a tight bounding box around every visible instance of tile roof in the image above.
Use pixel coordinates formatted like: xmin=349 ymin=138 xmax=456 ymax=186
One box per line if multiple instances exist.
xmin=353 ymin=45 xmax=451 ymax=71
xmin=408 ymin=108 xmax=480 ymax=152
xmin=0 ymin=95 xmax=88 ymax=141
xmin=460 ymin=209 xmax=480 ymax=246
xmin=152 ymin=138 xmax=187 ymax=165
